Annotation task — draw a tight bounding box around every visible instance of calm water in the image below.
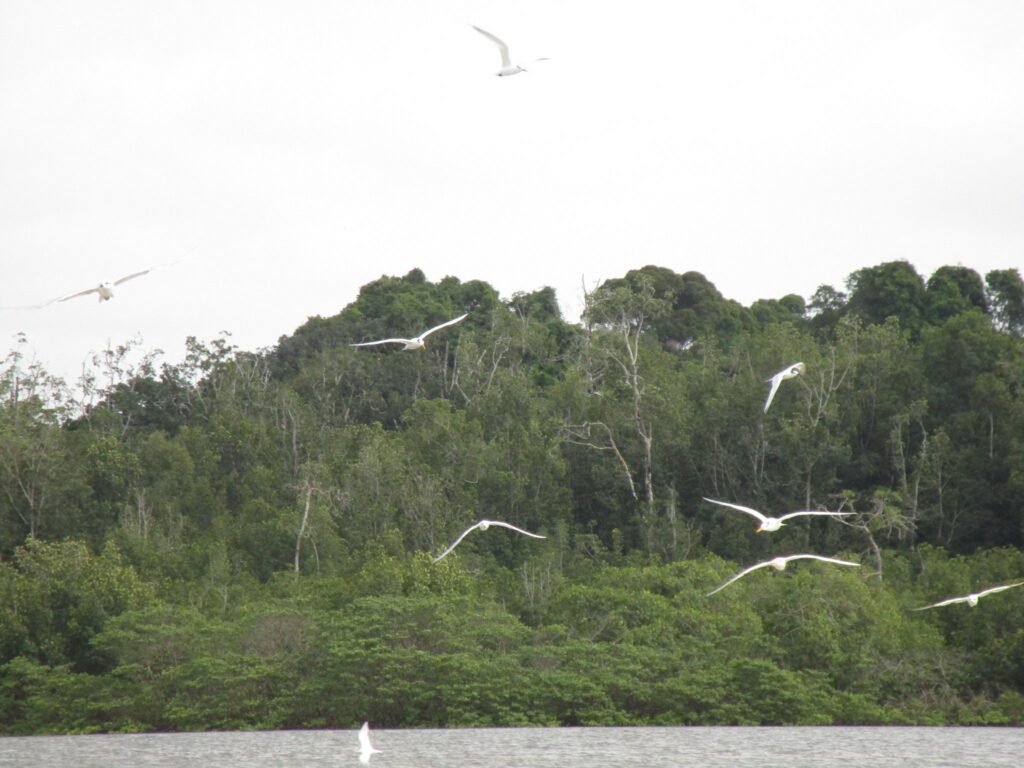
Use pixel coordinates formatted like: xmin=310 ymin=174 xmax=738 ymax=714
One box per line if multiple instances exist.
xmin=2 ymin=726 xmax=1022 ymax=768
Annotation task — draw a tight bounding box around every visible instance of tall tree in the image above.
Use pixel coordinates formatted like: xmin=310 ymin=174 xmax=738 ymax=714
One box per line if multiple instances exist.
xmin=570 ymin=273 xmax=670 ymax=553
xmin=0 ymin=341 xmax=80 ymax=550
xmin=846 ymin=261 xmax=926 ymax=335
xmin=985 ymin=268 xmax=1024 ymax=336
xmin=925 ymin=265 xmax=988 ymax=325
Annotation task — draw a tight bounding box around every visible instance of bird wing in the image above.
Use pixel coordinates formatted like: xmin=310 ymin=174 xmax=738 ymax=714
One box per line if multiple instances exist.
xmin=778 ymin=511 xmax=852 ymax=523
xmin=913 ymin=595 xmax=969 ymax=611
xmin=350 ymin=338 xmax=412 ymax=347
xmin=113 ymin=269 xmax=151 ymax=286
xmin=702 ymin=497 xmax=768 ymax=524
xmin=976 ymin=581 xmax=1024 ymax=598
xmin=787 ymin=554 xmax=860 ymax=568
xmin=706 ymin=561 xmax=772 ymax=596
xmin=358 ymin=722 xmax=373 ymax=752
xmin=57 ymin=286 xmax=100 ymax=303
xmin=418 ymin=313 xmax=469 ymax=340
xmin=37 ymin=248 xmax=192 ymax=307
xmin=763 ymin=372 xmax=784 ymax=413
xmin=485 ymin=520 xmax=546 ymax=539
xmin=472 ymin=26 xmax=512 ymax=68
xmin=432 ymin=522 xmax=483 ymax=563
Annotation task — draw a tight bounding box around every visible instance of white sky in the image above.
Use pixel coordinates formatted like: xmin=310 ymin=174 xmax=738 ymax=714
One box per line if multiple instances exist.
xmin=2 ymin=1 xmax=1023 ymax=384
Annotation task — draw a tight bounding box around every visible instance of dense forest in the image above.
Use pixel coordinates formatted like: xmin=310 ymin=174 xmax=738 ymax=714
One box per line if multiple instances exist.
xmin=2 ymin=260 xmax=1024 ymax=734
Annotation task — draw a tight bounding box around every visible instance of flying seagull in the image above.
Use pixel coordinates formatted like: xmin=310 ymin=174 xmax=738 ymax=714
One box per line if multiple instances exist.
xmin=702 ymin=497 xmax=851 ymax=533
xmin=350 ymin=313 xmax=468 ymax=351
xmin=5 ymin=246 xmax=199 ymax=309
xmin=764 ymin=361 xmax=805 ymax=413
xmin=53 ymin=269 xmax=152 ymax=304
xmin=1 ymin=269 xmax=157 ymax=310
xmin=471 ymin=25 xmax=548 ymax=76
xmin=357 ymin=721 xmax=381 ymax=764
xmin=433 ymin=519 xmax=546 ymax=563
xmin=707 ymin=554 xmax=860 ymax=596
xmin=913 ymin=581 xmax=1024 ymax=610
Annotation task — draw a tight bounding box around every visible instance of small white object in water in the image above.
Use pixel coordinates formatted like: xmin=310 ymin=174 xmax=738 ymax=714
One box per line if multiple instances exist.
xmin=357 ymin=721 xmax=381 ymax=764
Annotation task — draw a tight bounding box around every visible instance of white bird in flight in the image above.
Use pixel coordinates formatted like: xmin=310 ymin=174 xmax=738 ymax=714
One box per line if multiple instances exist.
xmin=350 ymin=313 xmax=468 ymax=351
xmin=471 ymin=25 xmax=547 ymax=76
xmin=53 ymin=269 xmax=153 ymax=304
xmin=1 ymin=268 xmax=157 ymax=310
xmin=913 ymin=581 xmax=1024 ymax=610
xmin=357 ymin=721 xmax=381 ymax=764
xmin=707 ymin=554 xmax=860 ymax=596
xmin=433 ymin=519 xmax=546 ymax=563
xmin=702 ymin=497 xmax=851 ymax=533
xmin=764 ymin=361 xmax=805 ymax=413
xmin=2 ymin=247 xmax=198 ymax=309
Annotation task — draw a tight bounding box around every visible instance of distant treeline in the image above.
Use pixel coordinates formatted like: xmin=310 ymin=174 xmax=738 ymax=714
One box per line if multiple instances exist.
xmin=2 ymin=261 xmax=1023 ymax=733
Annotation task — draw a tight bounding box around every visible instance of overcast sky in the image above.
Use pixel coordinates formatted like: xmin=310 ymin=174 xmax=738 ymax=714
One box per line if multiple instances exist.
xmin=2 ymin=1 xmax=1023 ymax=384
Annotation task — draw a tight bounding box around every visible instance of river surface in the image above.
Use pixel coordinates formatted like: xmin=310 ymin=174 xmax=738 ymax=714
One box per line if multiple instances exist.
xmin=2 ymin=726 xmax=1022 ymax=767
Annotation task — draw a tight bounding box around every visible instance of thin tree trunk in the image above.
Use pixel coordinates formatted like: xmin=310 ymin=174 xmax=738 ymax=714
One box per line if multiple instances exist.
xmin=295 ymin=484 xmax=313 ymax=575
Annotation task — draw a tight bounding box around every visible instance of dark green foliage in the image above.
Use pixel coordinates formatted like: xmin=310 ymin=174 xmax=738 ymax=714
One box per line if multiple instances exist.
xmin=0 ymin=540 xmax=154 ymax=673
xmin=1 ymin=263 xmax=1024 ymax=732
xmin=806 ymin=284 xmax=848 ymax=336
xmin=926 ymin=266 xmax=988 ymax=324
xmin=985 ymin=268 xmax=1024 ymax=336
xmin=595 ymin=266 xmax=753 ymax=347
xmin=846 ymin=260 xmax=927 ymax=335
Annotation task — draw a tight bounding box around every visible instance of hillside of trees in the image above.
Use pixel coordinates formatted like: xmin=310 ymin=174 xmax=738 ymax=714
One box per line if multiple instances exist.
xmin=2 ymin=260 xmax=1024 ymax=733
